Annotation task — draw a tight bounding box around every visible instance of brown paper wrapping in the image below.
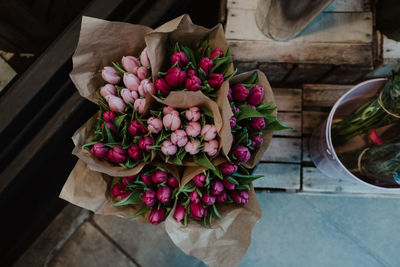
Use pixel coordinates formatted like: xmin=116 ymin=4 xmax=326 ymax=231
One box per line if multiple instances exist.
xmin=217 ymin=80 xmax=234 ymax=158
xmin=230 ymin=70 xmax=277 ymax=169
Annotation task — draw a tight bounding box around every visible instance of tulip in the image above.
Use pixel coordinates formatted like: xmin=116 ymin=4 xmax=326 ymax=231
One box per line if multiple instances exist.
xmin=248 ymin=104 xmax=256 ymax=110
xmin=161 ymin=140 xmax=177 ymax=156
xmin=204 ymin=139 xmax=219 ymax=157
xmin=111 ymin=183 xmax=126 ymax=196
xmin=189 ymin=190 xmax=201 ymax=204
xmin=184 ymin=140 xmax=200 ymax=155
xmin=185 ymin=107 xmax=201 ymax=122
xmin=231 ymin=190 xmax=249 ymax=204
xmin=202 ymin=194 xmax=216 ymax=206
xmin=219 ymin=162 xmax=238 ymax=175
xmin=155 ymin=78 xmax=171 ymax=96
xmin=100 ymin=84 xmax=117 ymax=98
xmin=122 ymin=56 xmax=140 ymax=74
xmin=103 ymin=111 xmax=116 ymax=122
xmin=101 ymin=122 xmax=116 ymax=135
xmin=185 ymin=121 xmax=201 ymax=137
xmin=138 ymin=79 xmax=155 ymax=96
xmin=198 ymin=57 xmax=213 ymax=76
xmin=163 ymin=113 xmax=181 ymax=131
xmin=232 ymin=107 xmax=240 ymax=114
xmin=128 ymin=144 xmax=142 ymax=160
xmin=174 ymin=204 xmax=187 ymax=223
xmin=227 ymin=87 xmax=233 ymax=102
xmin=163 ymin=106 xmax=178 ymax=115
xmin=120 ymin=191 xmax=131 ymax=200
xmin=168 ymin=176 xmax=179 ymax=188
xmin=230 ymin=116 xmax=237 ymax=129
xmin=216 ymin=190 xmax=227 ymax=203
xmin=171 ymin=51 xmax=188 ymax=68
xmin=147 ymin=117 xmax=163 ymax=134
xmin=248 ymin=85 xmax=265 ymax=105
xmin=251 ymin=136 xmax=263 ymax=148
xmin=107 ymin=146 xmax=128 ymax=163
xmin=185 ymin=75 xmax=201 ymax=91
xmin=134 ymin=98 xmax=146 ymax=114
xmin=190 ymin=202 xmax=206 ymax=220
xmin=192 ymin=173 xmax=206 ymax=187
xmin=138 ymin=137 xmax=153 ymax=153
xmin=141 ymin=173 xmax=152 ymax=187
xmin=128 ymin=120 xmax=147 ymax=136
xmin=136 ymin=66 xmax=148 ymax=80
xmin=123 ymin=73 xmax=140 ymax=91
xmin=210 ymin=48 xmax=223 ymax=59
xmin=142 ymin=189 xmax=156 ymax=206
xmin=233 ymin=145 xmax=251 ymax=163
xmin=157 ymin=186 xmax=171 ymax=203
xmin=187 ymin=69 xmax=197 ymax=77
xmin=105 ymin=95 xmax=126 ymax=113
xmin=171 ymin=129 xmax=188 ymax=147
xmin=122 ymin=176 xmax=135 ymax=186
xmin=207 ymin=73 xmax=224 ymax=89
xmin=201 ymin=124 xmax=217 ymax=141
xmin=149 ymin=207 xmax=166 ymax=225
xmin=251 ymin=117 xmax=266 ymax=130
xmin=222 ymin=178 xmax=235 ymax=190
xmin=140 ymin=47 xmax=151 ymax=68
xmin=232 ymin=84 xmax=248 ymax=102
xmin=165 ymin=67 xmax=187 ymax=88
xmin=91 ymin=143 xmax=109 ymax=158
xmin=151 ymin=170 xmax=168 ymax=184
xmin=101 ymin=66 xmax=120 ymax=84
xmin=211 ymin=180 xmax=224 ymax=196
xmin=121 ymin=88 xmax=138 ymax=104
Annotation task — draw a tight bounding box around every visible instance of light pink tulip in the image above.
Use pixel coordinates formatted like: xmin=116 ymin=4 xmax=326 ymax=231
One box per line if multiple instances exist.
xmin=121 ymin=56 xmax=140 ymax=74
xmin=204 ymin=139 xmax=219 ymax=157
xmin=134 ymin=98 xmax=146 ymax=114
xmin=101 ymin=66 xmax=120 ymax=84
xmin=185 ymin=107 xmax=201 ymax=122
xmin=185 ymin=140 xmax=200 ymax=155
xmin=171 ymin=129 xmax=188 ymax=147
xmin=138 ymin=79 xmax=155 ymax=97
xmin=161 ymin=140 xmax=177 ymax=155
xmin=137 ymin=66 xmax=148 ymax=80
xmin=147 ymin=117 xmax=163 ymax=134
xmin=163 ymin=113 xmax=181 ymax=131
xmin=185 ymin=121 xmax=201 ymax=137
xmin=100 ymin=84 xmax=117 ymax=98
xmin=163 ymin=106 xmax=178 ymax=115
xmin=120 ymin=88 xmax=138 ymax=104
xmin=105 ymin=95 xmax=125 ymax=113
xmin=123 ymin=73 xmax=140 ymax=91
xmin=201 ymin=124 xmax=217 ymax=141
xmin=140 ymin=47 xmax=151 ymax=68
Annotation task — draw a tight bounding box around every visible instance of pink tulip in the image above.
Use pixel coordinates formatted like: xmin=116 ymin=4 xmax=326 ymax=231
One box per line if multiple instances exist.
xmin=107 ymin=146 xmax=128 ymax=163
xmin=151 ymin=170 xmax=168 ymax=184
xmin=210 ymin=48 xmax=223 ymax=59
xmin=185 ymin=75 xmax=201 ymax=91
xmin=185 ymin=121 xmax=201 ymax=137
xmin=161 ymin=140 xmax=177 ymax=156
xmin=187 ymin=69 xmax=197 ymax=77
xmin=139 ymin=136 xmax=153 ymax=152
xmin=211 ymin=180 xmax=224 ymax=196
xmin=165 ymin=67 xmax=186 ymax=88
xmin=157 ymin=186 xmax=171 ymax=203
xmin=204 ymin=139 xmax=218 ymax=157
xmin=120 ymin=88 xmax=138 ymax=104
xmin=185 ymin=107 xmax=201 ymax=122
xmin=231 ymin=190 xmax=249 ymax=204
xmin=128 ymin=120 xmax=147 ymax=136
xmin=170 ymin=51 xmax=188 ymax=68
xmin=171 ymin=129 xmax=188 ymax=147
xmin=216 ymin=190 xmax=227 ymax=203
xmin=101 ymin=66 xmax=120 ymax=84
xmin=201 ymin=124 xmax=217 ymax=141
xmin=198 ymin=57 xmax=213 ymax=76
xmin=155 ymin=78 xmax=171 ymax=96
xmin=123 ymin=73 xmax=140 ymax=91
xmin=90 ymin=143 xmax=109 ymax=158
xmin=138 ymin=79 xmax=155 ymax=96
xmin=121 ymin=56 xmax=140 ymax=74
xmin=149 ymin=207 xmax=166 ymax=225
xmin=190 ymin=190 xmax=201 ymax=203
xmin=220 ymin=162 xmax=238 ymax=175
xmin=232 ymin=84 xmax=249 ymax=102
xmin=141 ymin=173 xmax=152 ymax=187
xmin=163 ymin=113 xmax=181 ymax=131
xmin=134 ymin=98 xmax=146 ymax=114
xmin=248 ymin=85 xmax=265 ymax=105
xmin=192 ymin=174 xmax=206 ymax=187
xmin=233 ymin=145 xmax=251 ymax=163
xmin=140 ymin=47 xmax=151 ymax=68
xmin=251 ymin=136 xmax=263 ymax=148
xmin=190 ymin=202 xmax=206 ymax=220
xmin=142 ymin=189 xmax=156 ymax=206
xmin=168 ymin=176 xmax=179 ymax=188
xmin=100 ymin=84 xmax=116 ymax=98
xmin=174 ymin=204 xmax=186 ymax=223
xmin=222 ymin=178 xmax=236 ymax=190
xmin=136 ymin=66 xmax=148 ymax=80
xmin=207 ymin=73 xmax=224 ymax=89
xmin=184 ymin=140 xmax=200 ymax=155
xmin=105 ymin=95 xmax=125 ymax=113
xmin=111 ymin=183 xmax=126 ymax=196
xmin=202 ymin=193 xmax=216 ymax=206
xmin=163 ymin=106 xmax=178 ymax=115
xmin=147 ymin=117 xmax=163 ymax=134
xmin=251 ymin=117 xmax=266 ymax=130
xmin=103 ymin=111 xmax=116 ymax=122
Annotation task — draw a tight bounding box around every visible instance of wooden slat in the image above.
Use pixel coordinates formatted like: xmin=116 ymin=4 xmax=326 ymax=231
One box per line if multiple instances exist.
xmin=302 ymin=110 xmax=328 ymax=135
xmin=277 ymin=112 xmax=302 ymax=137
xmin=285 ymin=64 xmax=333 ymax=84
xmin=273 ymin=88 xmax=302 ymax=112
xmin=253 ymin=163 xmax=301 ymax=190
xmin=320 ymin=66 xmax=373 ymax=84
xmin=235 ymin=61 xmax=258 ymax=74
xmin=259 ymin=63 xmax=293 ymax=83
xmin=262 ymin=137 xmax=301 ymax=163
xmin=0 ymin=57 xmax=16 ymax=92
xmin=302 ymin=138 xmax=312 ymax=162
xmin=303 ymin=84 xmax=351 ymax=107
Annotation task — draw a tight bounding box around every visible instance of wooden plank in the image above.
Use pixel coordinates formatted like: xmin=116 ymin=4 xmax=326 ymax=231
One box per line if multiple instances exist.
xmin=0 ymin=56 xmax=16 ymax=92
xmin=303 ymin=84 xmax=351 ymax=107
xmin=235 ymin=61 xmax=258 ymax=74
xmin=253 ymin=163 xmax=301 ymax=190
xmin=303 ymin=137 xmax=312 ymax=162
xmin=262 ymin=137 xmax=302 ymax=163
xmin=277 ymin=112 xmax=302 ymax=137
xmin=302 ymin=110 xmax=328 ymax=135
xmin=273 ymin=88 xmax=302 ymax=112
xmin=284 ymin=64 xmax=333 ymax=84
xmin=320 ymin=66 xmax=373 ymax=84
xmin=226 ymin=9 xmax=373 ymax=43
xmin=259 ymin=63 xmax=293 ymax=83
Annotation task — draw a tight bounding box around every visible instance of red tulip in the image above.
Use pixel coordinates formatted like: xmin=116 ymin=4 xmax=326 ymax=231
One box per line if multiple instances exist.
xmin=168 ymin=176 xmax=179 ymax=188
xmin=111 ymin=183 xmax=126 ymax=196
xmin=198 ymin=57 xmax=213 ymax=76
xmin=220 ymin=162 xmax=238 ymax=175
xmin=185 ymin=75 xmax=202 ymax=91
xmin=192 ymin=173 xmax=206 ymax=187
xmin=165 ymin=67 xmax=186 ymax=88
xmin=128 ymin=144 xmax=142 ymax=160
xmin=171 ymin=51 xmax=188 ymax=68
xmin=155 ymin=78 xmax=171 ymax=96
xmin=139 ymin=136 xmax=153 ymax=152
xmin=174 ymin=204 xmax=187 ymax=223
xmin=149 ymin=207 xmax=166 ymax=225
xmin=207 ymin=73 xmax=224 ymax=89
xmin=128 ymin=120 xmax=147 ymax=136
xmin=232 ymin=84 xmax=248 ymax=102
xmin=107 ymin=146 xmax=128 ymax=163
xmin=151 ymin=170 xmax=168 ymax=184
xmin=190 ymin=202 xmax=206 ymax=220
xmin=157 ymin=186 xmax=171 ymax=203
xmin=142 ymin=189 xmax=156 ymax=206
xmin=202 ymin=193 xmax=216 ymax=205
xmin=210 ymin=48 xmax=223 ymax=59
xmin=90 ymin=143 xmax=109 ymax=159
xmin=231 ymin=190 xmax=249 ymax=204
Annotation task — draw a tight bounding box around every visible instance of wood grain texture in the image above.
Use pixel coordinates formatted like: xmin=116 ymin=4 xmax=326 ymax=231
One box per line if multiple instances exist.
xmin=262 ymin=137 xmax=302 ymax=163
xmin=303 ymin=84 xmax=351 ymax=107
xmin=320 ymin=66 xmax=373 ymax=84
xmin=273 ymin=88 xmax=302 ymax=112
xmin=253 ymin=163 xmax=301 ymax=190
xmin=277 ymin=112 xmax=302 ymax=137
xmin=284 ymin=64 xmax=333 ymax=84
xmin=302 ymin=111 xmax=328 ymax=135
xmin=259 ymin=63 xmax=293 ymax=83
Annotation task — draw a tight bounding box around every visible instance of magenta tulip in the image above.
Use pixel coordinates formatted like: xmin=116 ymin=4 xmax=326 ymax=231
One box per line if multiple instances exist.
xmin=216 ymin=190 xmax=227 ymax=203
xmin=151 ymin=170 xmax=168 ymax=184
xmin=157 ymin=186 xmax=171 ymax=203
xmin=103 ymin=111 xmax=116 ymax=122
xmin=168 ymin=176 xmax=179 ymax=188
xmin=90 ymin=143 xmax=109 ymax=158
xmin=251 ymin=136 xmax=263 ymax=148
xmin=155 ymin=78 xmax=171 ymax=96
xmin=211 ymin=180 xmax=224 ymax=196
xmin=171 ymin=51 xmax=188 ymax=68
xmin=107 ymin=146 xmax=128 ymax=163
xmin=232 ymin=84 xmax=248 ymax=102
xmin=101 ymin=122 xmax=116 ymax=135
xmin=248 ymin=85 xmax=265 ymax=105
xmin=233 ymin=145 xmax=251 ymax=163
xmin=230 ymin=116 xmax=237 ymax=129
xmin=142 ymin=189 xmax=156 ymax=206
xmin=187 ymin=69 xmax=197 ymax=77
xmin=174 ymin=204 xmax=187 ymax=223
xmin=185 ymin=75 xmax=201 ymax=91
xmin=251 ymin=117 xmax=266 ymax=130
xmin=189 ymin=190 xmax=201 ymax=204
xmin=222 ymin=178 xmax=235 ymax=190
xmin=231 ymin=190 xmax=249 ymax=204
xmin=210 ymin=48 xmax=223 ymax=59
xmin=149 ymin=207 xmax=166 ymax=225
xmin=128 ymin=144 xmax=142 ymax=160
xmin=139 ymin=136 xmax=153 ymax=152
xmin=219 ymin=162 xmax=238 ymax=175
xmin=122 ymin=176 xmax=135 ymax=186
xmin=190 ymin=202 xmax=206 ymax=220
xmin=128 ymin=120 xmax=147 ymax=136
xmin=198 ymin=57 xmax=213 ymax=76
xmin=207 ymin=73 xmax=224 ymax=89
xmin=141 ymin=173 xmax=152 ymax=187
xmin=192 ymin=173 xmax=206 ymax=187
xmin=111 ymin=183 xmax=126 ymax=196
xmin=165 ymin=67 xmax=186 ymax=88
xmin=202 ymin=193 xmax=216 ymax=206
xmin=227 ymin=87 xmax=233 ymax=102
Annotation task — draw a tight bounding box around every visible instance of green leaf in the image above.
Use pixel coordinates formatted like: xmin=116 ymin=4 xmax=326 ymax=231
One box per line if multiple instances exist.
xmin=112 ymin=192 xmax=140 ymax=206
xmin=81 ymin=142 xmax=98 ymax=150
xmin=235 ymin=128 xmax=249 ymax=146
xmin=174 ymin=42 xmax=181 ymax=53
xmin=112 ymin=62 xmax=126 ymax=75
xmin=209 ymin=211 xmax=213 ymax=228
xmin=247 ymin=72 xmax=258 ymax=84
xmin=114 ymin=114 xmax=127 ymax=131
xmin=226 ymin=176 xmax=239 ymax=185
xmin=182 ymin=45 xmax=197 ymax=68
xmin=266 ymin=120 xmax=292 ymax=131
xmin=200 ymin=107 xmax=213 ymax=118
xmin=211 ymin=56 xmax=230 ymax=73
xmin=103 ymin=122 xmax=115 ymax=143
xmin=193 ymin=153 xmax=216 ymax=170
xmin=168 ymin=155 xmax=183 ymax=165
xmin=212 ymin=204 xmax=222 ymax=219
xmin=237 ymin=184 xmax=251 ymax=190
xmin=198 ymin=67 xmax=207 ymax=81
xmin=232 ymin=173 xmax=264 ymax=179
xmin=223 ymin=68 xmax=237 ymax=80
xmin=237 ymin=105 xmax=266 ymax=121
xmin=211 ymin=167 xmax=223 ymax=179
xmin=130 ymin=206 xmax=152 ymax=219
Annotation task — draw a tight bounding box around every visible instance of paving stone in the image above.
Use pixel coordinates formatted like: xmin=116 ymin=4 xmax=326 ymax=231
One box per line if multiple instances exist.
xmin=93 ymin=215 xmax=205 ymax=267
xmin=49 ymin=222 xmax=137 ymax=267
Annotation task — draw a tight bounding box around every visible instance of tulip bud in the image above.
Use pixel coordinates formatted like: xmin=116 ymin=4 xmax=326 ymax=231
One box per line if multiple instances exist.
xmin=187 ymin=69 xmax=197 ymax=77
xmin=232 ymin=107 xmax=240 ymax=114
xmin=230 ymin=116 xmax=237 ymax=129
xmin=171 ymin=51 xmax=188 ymax=68
xmin=167 ymin=176 xmax=179 ymax=188
xmin=185 ymin=75 xmax=201 ymax=91
xmin=100 ymin=84 xmax=117 ymax=98
xmin=121 ymin=88 xmax=138 ymax=104
xmin=201 ymin=124 xmax=217 ymax=141
xmin=140 ymin=47 xmax=151 ymax=68
xmin=157 ymin=186 xmax=171 ymax=203
xmin=202 ymin=193 xmax=216 ymax=206
xmin=248 ymin=85 xmax=265 ymax=105
xmin=231 ymin=190 xmax=249 ymax=204
xmin=128 ymin=144 xmax=142 ymax=160
xmin=101 ymin=66 xmax=120 ymax=84
xmin=185 ymin=121 xmax=201 ymax=137
xmin=91 ymin=143 xmax=109 ymax=158
xmin=174 ymin=204 xmax=187 ymax=223
xmin=222 ymin=178 xmax=235 ymax=190
xmin=219 ymin=162 xmax=238 ymax=175
xmin=155 ymin=78 xmax=171 ymax=96
xmin=216 ymin=190 xmax=227 ymax=203
xmin=105 ymin=95 xmax=126 ymax=113
xmin=227 ymin=87 xmax=233 ymax=102
xmin=147 ymin=117 xmax=163 ymax=134
xmin=204 ymin=139 xmax=219 ymax=157
xmin=189 ymin=190 xmax=201 ymax=204
xmin=123 ymin=73 xmax=140 ymax=91
xmin=107 ymin=146 xmax=128 ymax=163
xmin=210 ymin=48 xmax=224 ymax=59
xmin=163 ymin=113 xmax=181 ymax=131
xmin=134 ymin=98 xmax=146 ymax=114
xmin=184 ymin=140 xmax=200 ymax=155
xmin=122 ymin=56 xmax=140 ymax=74
xmin=139 ymin=136 xmax=153 ymax=152
xmin=151 ymin=170 xmax=168 ymax=184
xmin=192 ymin=173 xmax=206 ymax=187
xmin=142 ymin=189 xmax=156 ymax=206
xmin=251 ymin=117 xmax=266 ymax=130
xmin=185 ymin=107 xmax=201 ymax=122
xmin=190 ymin=202 xmax=206 ymax=220
xmin=103 ymin=111 xmax=116 ymax=122
xmin=111 ymin=183 xmax=126 ymax=196
xmin=211 ymin=180 xmax=224 ymax=196
xmin=232 ymin=84 xmax=249 ymax=102
xmin=165 ymin=67 xmax=187 ymax=88
xmin=233 ymin=145 xmax=251 ymax=163
xmin=128 ymin=120 xmax=147 ymax=136
xmin=122 ymin=176 xmax=135 ymax=186
xmin=198 ymin=57 xmax=213 ymax=76
xmin=101 ymin=122 xmax=116 ymax=135
xmin=149 ymin=207 xmax=166 ymax=225
xmin=141 ymin=173 xmax=152 ymax=187
xmin=138 ymin=79 xmax=155 ymax=97
xmin=136 ymin=66 xmax=148 ymax=80
xmin=171 ymin=129 xmax=188 ymax=147
xmin=161 ymin=140 xmax=177 ymax=156
xmin=250 ymin=136 xmax=263 ymax=148
xmin=207 ymin=73 xmax=224 ymax=89
xmin=163 ymin=106 xmax=178 ymax=115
